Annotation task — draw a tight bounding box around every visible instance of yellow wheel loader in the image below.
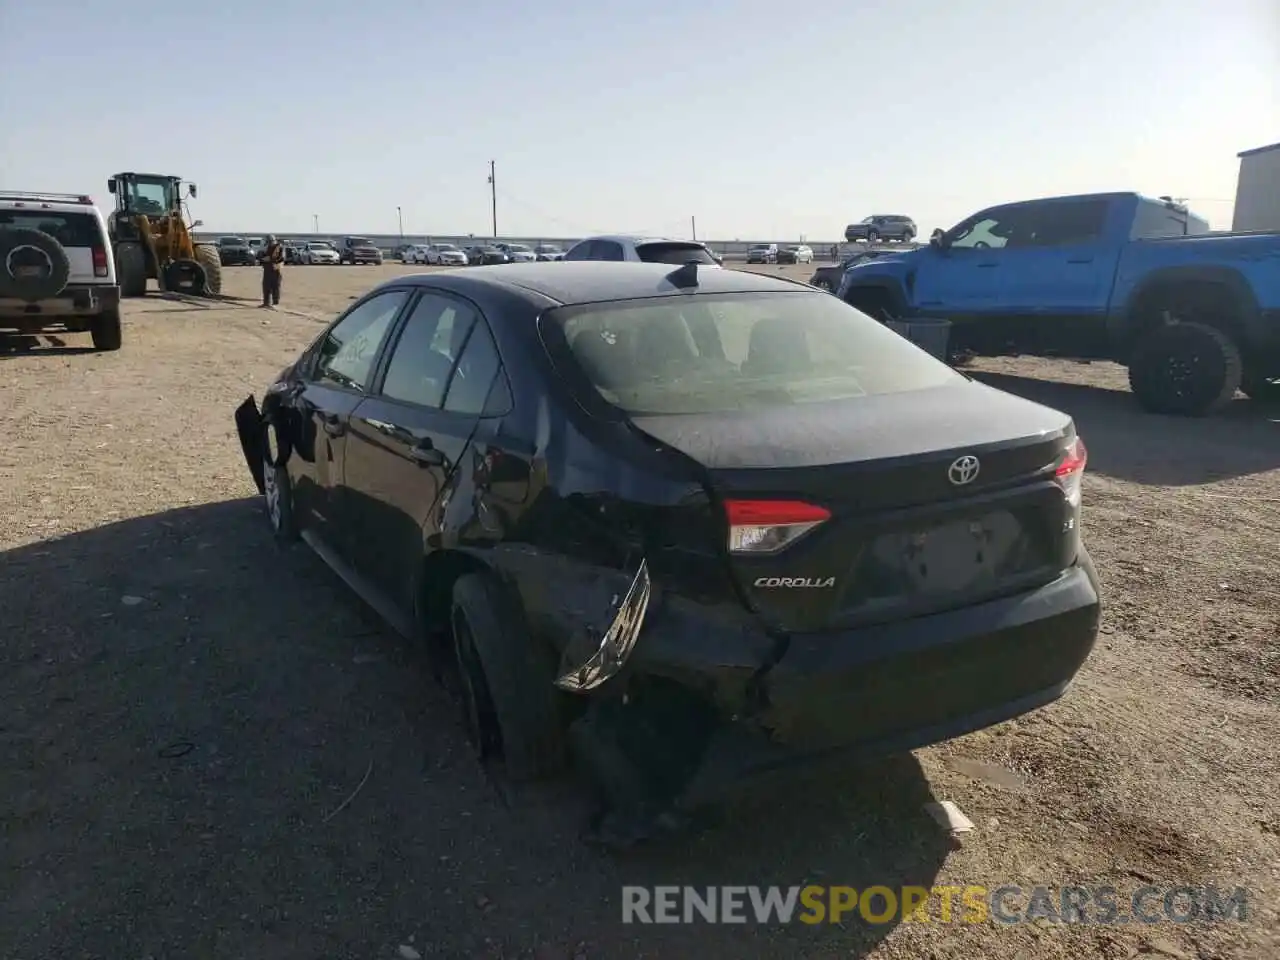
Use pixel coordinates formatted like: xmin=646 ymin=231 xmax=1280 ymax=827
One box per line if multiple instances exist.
xmin=106 ymin=172 xmax=222 ymax=297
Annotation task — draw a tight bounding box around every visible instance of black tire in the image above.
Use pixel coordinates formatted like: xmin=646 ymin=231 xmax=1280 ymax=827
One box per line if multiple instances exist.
xmin=116 ymin=241 xmax=148 ymax=297
xmin=1127 ymin=321 xmax=1242 ymax=416
xmin=451 ymin=573 xmax=565 ymax=782
xmin=866 ymin=229 xmax=880 ymax=243
xmin=0 ymin=227 xmax=71 ymax=300
xmin=1241 ymin=369 xmax=1280 ymax=404
xmin=261 ymin=423 xmax=298 ymax=543
xmin=902 ymin=230 xmax=916 ymax=243
xmin=90 ymin=308 xmax=123 ymax=351
xmin=194 ymin=244 xmax=223 ymax=296
xmin=162 ymin=258 xmax=207 ymax=295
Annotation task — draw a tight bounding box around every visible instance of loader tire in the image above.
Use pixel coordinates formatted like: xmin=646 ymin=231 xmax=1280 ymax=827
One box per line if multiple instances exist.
xmin=0 ymin=227 xmax=71 ymax=301
xmin=194 ymin=244 xmax=223 ymax=296
xmin=116 ymin=241 xmax=148 ymax=297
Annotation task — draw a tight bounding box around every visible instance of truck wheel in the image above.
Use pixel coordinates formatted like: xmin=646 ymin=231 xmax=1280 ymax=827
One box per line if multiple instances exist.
xmin=1241 ymin=369 xmax=1280 ymax=404
xmin=194 ymin=244 xmax=223 ymax=296
xmin=116 ymin=241 xmax=148 ymax=297
xmin=1128 ymin=321 xmax=1242 ymax=416
xmin=90 ymin=308 xmax=123 ymax=351
xmin=450 ymin=573 xmax=566 ymax=782
xmin=866 ymin=229 xmax=880 ymax=243
xmin=0 ymin=227 xmax=71 ymax=300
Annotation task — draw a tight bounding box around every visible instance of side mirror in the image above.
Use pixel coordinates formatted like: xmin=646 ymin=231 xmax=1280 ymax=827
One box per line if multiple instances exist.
xmin=107 ymin=179 xmax=117 ymax=194
xmin=188 ymin=184 xmax=198 ymax=198
xmin=192 ymin=219 xmax=204 ymax=228
xmin=929 ymin=228 xmax=947 ymax=249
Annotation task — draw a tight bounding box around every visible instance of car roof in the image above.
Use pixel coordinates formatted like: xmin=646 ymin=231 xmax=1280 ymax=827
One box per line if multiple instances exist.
xmin=384 ymin=261 xmax=810 ymax=307
xmin=576 ymin=234 xmax=706 ymax=247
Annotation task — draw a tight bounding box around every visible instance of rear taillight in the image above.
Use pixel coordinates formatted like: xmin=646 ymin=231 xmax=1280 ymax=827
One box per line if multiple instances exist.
xmin=725 ymin=499 xmax=830 ymax=555
xmin=92 ymin=247 xmax=108 ymax=277
xmin=1054 ymin=436 xmax=1087 ymax=507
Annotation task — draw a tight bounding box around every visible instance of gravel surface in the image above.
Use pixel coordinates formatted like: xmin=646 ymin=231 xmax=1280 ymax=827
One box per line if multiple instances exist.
xmin=1 ymin=263 xmax=1277 ymax=959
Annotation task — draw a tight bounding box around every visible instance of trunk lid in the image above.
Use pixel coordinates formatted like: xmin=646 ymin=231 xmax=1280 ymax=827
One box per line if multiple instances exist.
xmin=631 ymin=380 xmax=1080 ymax=633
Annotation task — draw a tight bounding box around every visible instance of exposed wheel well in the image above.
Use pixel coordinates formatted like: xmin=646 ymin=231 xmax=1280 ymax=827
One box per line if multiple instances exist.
xmin=416 ymin=549 xmax=489 ymax=662
xmin=1125 ymin=278 xmax=1247 ymax=359
xmin=843 ymin=285 xmax=899 ymax=322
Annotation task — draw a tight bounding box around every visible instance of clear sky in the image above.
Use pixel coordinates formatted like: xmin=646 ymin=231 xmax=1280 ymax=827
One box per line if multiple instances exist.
xmin=2 ymin=0 xmax=1276 ymax=239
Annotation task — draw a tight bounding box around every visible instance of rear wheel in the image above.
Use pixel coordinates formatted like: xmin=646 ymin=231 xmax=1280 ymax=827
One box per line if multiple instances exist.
xmin=194 ymin=244 xmax=223 ymax=296
xmin=90 ymin=308 xmax=122 ymax=351
xmin=866 ymin=229 xmax=880 ymax=243
xmin=450 ymin=573 xmax=565 ymax=782
xmin=1127 ymin=321 xmax=1242 ymax=416
xmin=115 ymin=241 xmax=148 ymax=297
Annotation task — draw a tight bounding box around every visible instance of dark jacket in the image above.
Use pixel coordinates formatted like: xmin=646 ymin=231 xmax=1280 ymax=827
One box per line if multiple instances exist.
xmin=262 ymin=241 xmax=285 ymax=272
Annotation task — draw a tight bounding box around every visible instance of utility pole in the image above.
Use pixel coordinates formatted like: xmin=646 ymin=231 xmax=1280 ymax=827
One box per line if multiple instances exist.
xmin=397 ymin=206 xmax=403 ymax=239
xmin=487 ymin=160 xmax=497 ymax=238
xmin=312 ymin=214 xmax=319 ymax=233
xmin=691 ymin=216 xmax=697 ymax=241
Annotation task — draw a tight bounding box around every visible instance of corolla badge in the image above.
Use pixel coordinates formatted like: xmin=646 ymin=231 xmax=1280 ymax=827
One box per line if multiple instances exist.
xmin=948 ymin=454 xmax=981 ymax=486
xmin=754 ymin=577 xmax=836 ymax=588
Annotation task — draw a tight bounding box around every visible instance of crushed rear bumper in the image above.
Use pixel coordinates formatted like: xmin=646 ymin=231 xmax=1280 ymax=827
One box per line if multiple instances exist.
xmin=580 ymin=552 xmax=1101 ymax=812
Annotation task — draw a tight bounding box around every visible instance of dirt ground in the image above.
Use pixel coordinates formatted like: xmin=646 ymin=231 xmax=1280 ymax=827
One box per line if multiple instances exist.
xmin=2 ymin=261 xmax=1277 ymax=960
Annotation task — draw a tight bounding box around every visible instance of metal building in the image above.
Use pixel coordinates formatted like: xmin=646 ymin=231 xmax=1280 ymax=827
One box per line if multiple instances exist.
xmin=1232 ymin=141 xmax=1280 ymax=232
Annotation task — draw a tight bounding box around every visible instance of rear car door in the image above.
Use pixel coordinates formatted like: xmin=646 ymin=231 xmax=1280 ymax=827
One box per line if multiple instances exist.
xmin=994 ymin=198 xmax=1112 ymax=316
xmin=288 ymin=289 xmax=410 ymax=546
xmin=0 ymin=208 xmax=105 ymax=285
xmin=343 ymin=290 xmax=508 ymax=613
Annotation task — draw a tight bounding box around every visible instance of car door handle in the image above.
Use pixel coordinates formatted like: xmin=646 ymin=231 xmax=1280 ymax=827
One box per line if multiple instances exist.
xmin=407 ymin=440 xmax=445 ymax=467
xmin=319 ymin=413 xmax=344 ymax=437
xmin=363 ymin=418 xmax=395 ymax=434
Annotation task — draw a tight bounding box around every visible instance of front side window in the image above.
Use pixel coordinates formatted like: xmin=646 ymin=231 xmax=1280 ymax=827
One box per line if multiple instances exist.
xmin=546 ymin=291 xmax=959 ymax=416
xmin=314 ymin=290 xmax=409 ymax=390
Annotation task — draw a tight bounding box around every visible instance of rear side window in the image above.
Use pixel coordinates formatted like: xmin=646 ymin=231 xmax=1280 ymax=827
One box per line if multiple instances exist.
xmin=1130 ymin=200 xmax=1210 ymax=239
xmin=0 ymin=211 xmax=101 ymax=247
xmin=636 ymin=242 xmax=718 ymax=265
xmin=380 ymin=293 xmax=478 ymax=408
xmin=547 ymin=291 xmax=959 ymax=416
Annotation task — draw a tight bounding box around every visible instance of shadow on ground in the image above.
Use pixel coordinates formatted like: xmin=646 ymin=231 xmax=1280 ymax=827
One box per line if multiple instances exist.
xmin=971 ymin=371 xmax=1280 ymax=486
xmin=0 ymin=498 xmax=949 ymax=959
xmin=0 ymin=332 xmax=98 ymax=356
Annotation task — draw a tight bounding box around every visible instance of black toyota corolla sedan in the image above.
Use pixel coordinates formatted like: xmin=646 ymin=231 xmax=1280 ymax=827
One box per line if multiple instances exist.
xmin=234 ymin=261 xmax=1100 ymax=828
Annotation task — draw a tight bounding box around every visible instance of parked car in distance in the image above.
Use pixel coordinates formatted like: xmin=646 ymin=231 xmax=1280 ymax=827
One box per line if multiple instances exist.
xmin=302 ymin=241 xmax=340 ymax=265
xmin=465 ymin=244 xmax=508 ymax=265
xmin=836 ymin=191 xmax=1280 ymax=415
xmin=809 ymin=250 xmax=894 ymax=292
xmin=233 ymin=260 xmax=1100 ymax=833
xmin=497 ymin=243 xmax=537 ymax=263
xmin=247 ymin=237 xmax=265 ymax=258
xmin=217 ymin=236 xmax=256 ymax=266
xmin=777 ymin=244 xmax=814 ymax=265
xmin=401 ymin=244 xmax=432 ymax=264
xmin=745 ymin=243 xmax=779 ymax=264
xmin=563 ymin=235 xmax=721 ymax=266
xmin=284 ymin=240 xmax=307 ymax=265
xmin=338 ymin=236 xmax=384 ymax=265
xmin=844 ymin=215 xmax=917 ymax=244
xmin=0 ymin=190 xmax=123 ymax=351
xmin=426 ymin=243 xmax=469 ymax=266
xmin=534 ymin=244 xmax=564 ymax=261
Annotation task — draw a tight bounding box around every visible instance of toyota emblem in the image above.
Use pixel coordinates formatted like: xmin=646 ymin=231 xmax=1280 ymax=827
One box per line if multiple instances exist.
xmin=948 ymin=455 xmax=981 ymax=486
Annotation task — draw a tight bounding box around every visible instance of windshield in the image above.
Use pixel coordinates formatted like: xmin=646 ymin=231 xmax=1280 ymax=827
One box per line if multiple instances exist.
xmin=507 ymin=244 xmax=532 ymax=252
xmin=349 ymin=237 xmax=373 ymax=246
xmin=749 ymin=245 xmax=770 ymax=250
xmin=307 ymin=242 xmax=330 ymax=250
xmin=547 ymin=291 xmax=959 ymax=416
xmin=437 ymin=244 xmax=459 ymax=251
xmin=536 ymin=245 xmax=560 ymax=253
xmin=220 ymin=237 xmax=246 ymax=246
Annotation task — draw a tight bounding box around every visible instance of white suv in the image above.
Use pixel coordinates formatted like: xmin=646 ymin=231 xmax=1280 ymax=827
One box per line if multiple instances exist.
xmin=562 ymin=235 xmax=721 ymax=266
xmin=0 ymin=191 xmax=122 ymax=350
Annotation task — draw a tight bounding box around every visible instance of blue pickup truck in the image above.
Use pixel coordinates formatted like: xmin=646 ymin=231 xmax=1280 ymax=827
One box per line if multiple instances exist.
xmin=836 ymin=191 xmax=1280 ymax=416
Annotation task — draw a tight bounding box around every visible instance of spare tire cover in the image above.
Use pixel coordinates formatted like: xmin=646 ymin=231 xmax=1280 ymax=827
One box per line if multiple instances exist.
xmin=0 ymin=226 xmax=72 ymax=301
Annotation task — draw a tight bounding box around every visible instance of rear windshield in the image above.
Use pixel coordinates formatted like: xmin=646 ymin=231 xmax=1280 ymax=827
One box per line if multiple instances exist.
xmin=1 ymin=211 xmax=100 ymax=247
xmin=636 ymin=242 xmax=718 ymax=265
xmin=546 ymin=291 xmax=959 ymax=416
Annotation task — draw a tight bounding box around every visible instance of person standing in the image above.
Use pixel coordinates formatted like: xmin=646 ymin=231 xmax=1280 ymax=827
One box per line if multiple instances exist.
xmin=260 ymin=234 xmax=285 ymax=308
